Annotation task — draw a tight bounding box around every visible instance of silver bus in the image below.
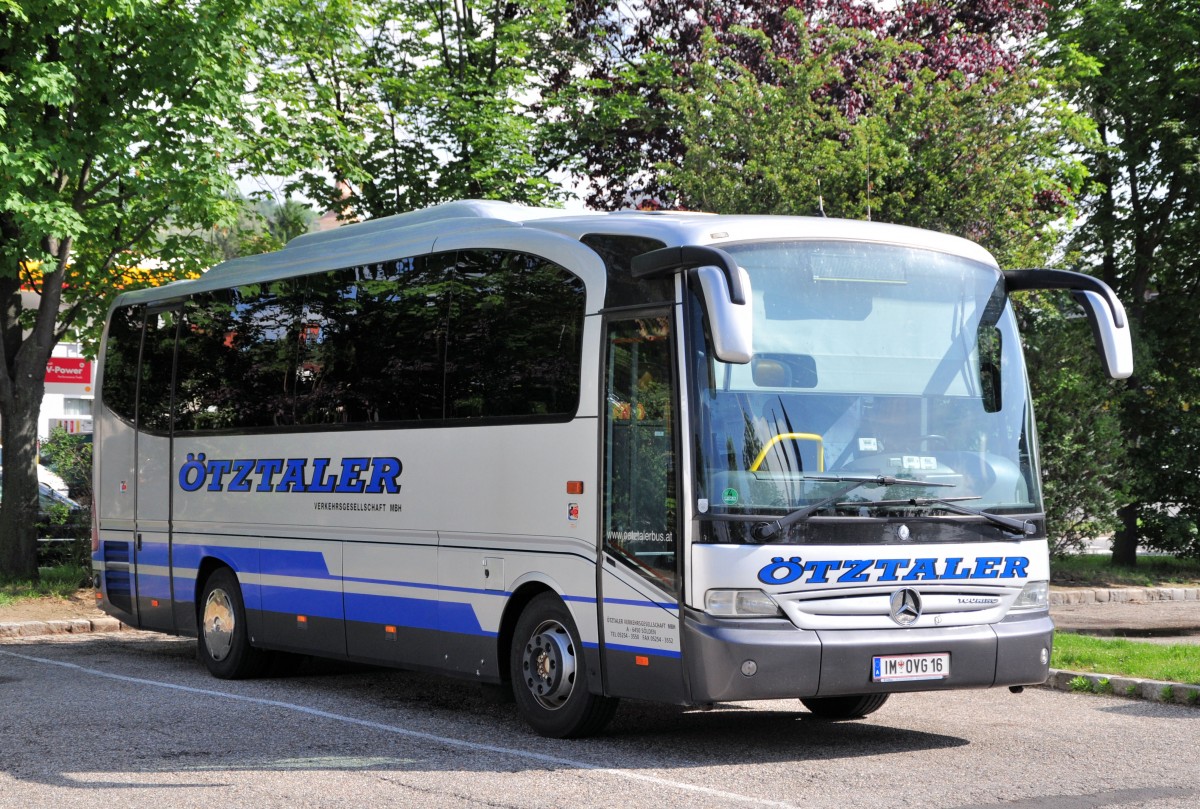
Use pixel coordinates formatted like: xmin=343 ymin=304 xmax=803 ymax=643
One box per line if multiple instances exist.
xmin=92 ymin=200 xmax=1132 ymax=737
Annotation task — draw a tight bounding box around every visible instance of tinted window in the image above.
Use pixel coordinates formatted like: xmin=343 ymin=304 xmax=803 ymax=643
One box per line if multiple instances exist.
xmin=141 ymin=249 xmax=585 ymax=433
xmin=581 ymin=234 xmax=671 ymax=308
xmin=176 ymin=283 xmax=302 ymax=431
xmin=138 ymin=308 xmax=179 ymax=432
xmin=101 ymin=305 xmax=144 ymax=423
xmin=446 ymin=250 xmax=585 ymax=420
xmin=295 ymin=255 xmax=450 ymax=425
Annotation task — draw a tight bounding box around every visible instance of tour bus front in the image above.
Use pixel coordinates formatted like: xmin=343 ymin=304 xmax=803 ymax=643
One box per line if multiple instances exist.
xmin=674 ymin=238 xmax=1083 ymax=712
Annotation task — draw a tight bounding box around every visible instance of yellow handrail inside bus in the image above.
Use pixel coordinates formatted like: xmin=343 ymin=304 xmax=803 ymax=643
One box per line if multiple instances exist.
xmin=750 ymin=433 xmax=825 ymax=472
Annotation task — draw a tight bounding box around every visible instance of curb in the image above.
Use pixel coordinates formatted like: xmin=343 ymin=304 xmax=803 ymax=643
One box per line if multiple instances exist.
xmin=0 ymin=616 xmax=128 ymax=639
xmin=1050 ymin=587 xmax=1200 ymax=605
xmin=1041 ymin=668 xmax=1200 ymax=708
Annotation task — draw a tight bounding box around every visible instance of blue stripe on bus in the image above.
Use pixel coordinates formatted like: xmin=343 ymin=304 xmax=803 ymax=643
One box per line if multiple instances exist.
xmin=133 ymin=571 xmax=172 ymax=599
xmin=600 ymin=596 xmax=677 ymax=609
xmin=343 ymin=592 xmax=494 ymax=636
xmin=260 ymin=583 xmax=344 ymax=618
xmin=603 ymin=642 xmax=682 ymax=659
xmin=561 ymin=594 xmax=597 ymax=604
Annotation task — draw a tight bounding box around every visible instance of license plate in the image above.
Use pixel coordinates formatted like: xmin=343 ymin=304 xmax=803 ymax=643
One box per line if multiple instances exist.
xmin=872 ymin=652 xmax=950 ymax=683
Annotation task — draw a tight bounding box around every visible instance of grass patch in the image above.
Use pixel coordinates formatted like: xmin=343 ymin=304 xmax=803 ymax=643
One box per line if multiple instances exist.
xmin=1052 ymin=632 xmax=1200 ymax=685
xmin=1050 ymin=554 xmax=1200 ymax=588
xmin=0 ymin=565 xmax=91 ymax=606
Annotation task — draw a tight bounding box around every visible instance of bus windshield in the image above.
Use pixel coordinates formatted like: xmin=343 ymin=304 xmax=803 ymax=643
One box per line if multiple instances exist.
xmin=692 ymin=240 xmax=1041 ymax=541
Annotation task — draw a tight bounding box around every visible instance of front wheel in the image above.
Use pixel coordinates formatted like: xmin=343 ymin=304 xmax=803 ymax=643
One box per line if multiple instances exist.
xmin=510 ymin=592 xmax=618 ymax=738
xmin=198 ymin=568 xmax=270 ymax=679
xmin=800 ymin=693 xmax=889 ymax=719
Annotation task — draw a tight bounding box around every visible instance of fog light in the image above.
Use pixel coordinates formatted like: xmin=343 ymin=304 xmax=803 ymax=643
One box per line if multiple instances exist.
xmin=705 ymin=589 xmax=781 ymax=617
xmin=1040 ymin=647 xmax=1049 ymax=665
xmin=741 ymin=660 xmax=758 ymax=677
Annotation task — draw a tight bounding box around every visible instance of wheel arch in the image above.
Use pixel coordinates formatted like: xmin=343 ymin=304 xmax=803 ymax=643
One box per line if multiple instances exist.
xmin=194 ymin=554 xmax=236 ymax=612
xmin=498 ymin=578 xmax=605 ymax=696
xmin=496 ymin=581 xmax=556 ymax=685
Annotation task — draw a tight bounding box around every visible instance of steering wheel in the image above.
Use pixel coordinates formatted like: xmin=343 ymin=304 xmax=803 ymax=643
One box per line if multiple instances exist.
xmin=921 ymin=434 xmax=950 ymax=451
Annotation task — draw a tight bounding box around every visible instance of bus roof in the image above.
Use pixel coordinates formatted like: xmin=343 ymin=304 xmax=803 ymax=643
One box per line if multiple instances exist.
xmin=112 ymin=200 xmax=998 ymax=306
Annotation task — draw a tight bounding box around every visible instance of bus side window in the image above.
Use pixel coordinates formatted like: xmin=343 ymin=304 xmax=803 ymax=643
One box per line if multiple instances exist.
xmin=101 ymin=304 xmax=145 ymax=425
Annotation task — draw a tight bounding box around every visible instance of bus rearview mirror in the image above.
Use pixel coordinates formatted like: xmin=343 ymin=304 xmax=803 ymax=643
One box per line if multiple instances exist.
xmin=696 ymin=264 xmax=753 ymax=364
xmin=1004 ymin=268 xmax=1134 ymax=380
xmin=1073 ymin=289 xmax=1134 ymax=379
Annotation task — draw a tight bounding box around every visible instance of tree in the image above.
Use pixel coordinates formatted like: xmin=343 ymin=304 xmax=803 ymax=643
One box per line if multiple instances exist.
xmin=0 ymin=0 xmax=255 ymax=579
xmin=207 ymin=196 xmax=318 ymax=261
xmin=658 ymin=22 xmax=1088 ymax=267
xmin=248 ymin=0 xmax=570 ymax=220
xmin=1047 ymin=0 xmax=1200 ymax=563
xmin=1018 ymin=294 xmax=1125 ymax=556
xmin=547 ymin=0 xmax=1055 ymax=211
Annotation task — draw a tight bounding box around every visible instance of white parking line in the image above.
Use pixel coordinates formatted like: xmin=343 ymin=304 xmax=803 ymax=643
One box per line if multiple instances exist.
xmin=1 ymin=648 xmax=795 ymax=808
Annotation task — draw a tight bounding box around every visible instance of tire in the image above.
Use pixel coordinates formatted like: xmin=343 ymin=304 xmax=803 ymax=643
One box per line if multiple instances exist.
xmin=800 ymin=693 xmax=889 ymax=719
xmin=197 ymin=568 xmax=270 ymax=679
xmin=510 ymin=592 xmax=618 ymax=738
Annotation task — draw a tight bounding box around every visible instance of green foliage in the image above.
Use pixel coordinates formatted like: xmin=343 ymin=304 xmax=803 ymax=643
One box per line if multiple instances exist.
xmin=658 ymin=18 xmax=1089 ymax=268
xmin=1050 ymin=553 xmax=1200 ymax=587
xmin=248 ymin=0 xmax=569 ymax=219
xmin=1018 ymin=293 xmax=1126 ymax=555
xmin=0 ymin=565 xmax=89 ymax=601
xmin=207 ymin=196 xmax=318 ymax=260
xmin=1 ymin=0 xmax=256 ymax=579
xmin=1053 ymin=632 xmax=1200 ymax=686
xmin=1047 ymin=0 xmax=1200 ymax=563
xmin=39 ymin=427 xmax=92 ymax=505
xmin=1069 ymin=674 xmax=1092 ymax=692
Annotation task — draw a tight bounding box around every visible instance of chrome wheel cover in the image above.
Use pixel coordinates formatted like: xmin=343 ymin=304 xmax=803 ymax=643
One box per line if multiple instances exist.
xmin=520 ymin=619 xmax=577 ymax=710
xmin=202 ymin=587 xmax=235 ymax=662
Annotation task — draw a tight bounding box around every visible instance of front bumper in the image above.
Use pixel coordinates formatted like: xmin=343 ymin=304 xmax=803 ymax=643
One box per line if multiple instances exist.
xmin=682 ymin=608 xmax=1053 ymax=703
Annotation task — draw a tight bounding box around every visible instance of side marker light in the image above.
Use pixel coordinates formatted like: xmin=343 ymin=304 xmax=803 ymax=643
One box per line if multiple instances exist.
xmin=635 ymin=655 xmax=649 ymax=667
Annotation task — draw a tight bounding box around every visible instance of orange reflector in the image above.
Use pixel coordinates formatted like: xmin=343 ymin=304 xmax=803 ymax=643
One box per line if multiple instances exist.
xmin=297 ymin=615 xmax=308 ymax=625
xmin=635 ymin=655 xmax=650 ymax=667
xmin=566 ymin=480 xmax=584 ymax=495
xmin=385 ymin=625 xmax=397 ymax=634
xmin=151 ymin=599 xmax=160 ymax=607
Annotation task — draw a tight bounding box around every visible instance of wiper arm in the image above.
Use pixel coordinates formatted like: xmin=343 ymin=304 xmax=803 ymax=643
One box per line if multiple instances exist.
xmin=750 ymin=476 xmax=955 ymax=543
xmin=855 ymin=496 xmax=1038 ymax=536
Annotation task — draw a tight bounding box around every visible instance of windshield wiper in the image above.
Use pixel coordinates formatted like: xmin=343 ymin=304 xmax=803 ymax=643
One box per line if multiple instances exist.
xmin=749 ymin=476 xmax=955 ymax=543
xmin=849 ymin=496 xmax=1038 ymax=537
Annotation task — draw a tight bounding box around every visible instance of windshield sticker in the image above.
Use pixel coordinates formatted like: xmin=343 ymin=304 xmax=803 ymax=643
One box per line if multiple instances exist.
xmin=757 ymin=554 xmax=1029 ymax=586
xmin=722 ymin=487 xmax=740 ymax=506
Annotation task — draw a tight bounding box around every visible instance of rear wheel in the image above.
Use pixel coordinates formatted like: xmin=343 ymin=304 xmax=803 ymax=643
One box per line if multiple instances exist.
xmin=800 ymin=693 xmax=889 ymax=719
xmin=198 ymin=568 xmax=269 ymax=679
xmin=510 ymin=592 xmax=618 ymax=738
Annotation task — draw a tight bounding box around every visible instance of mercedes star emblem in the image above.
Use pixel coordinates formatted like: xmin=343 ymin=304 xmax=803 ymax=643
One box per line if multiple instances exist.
xmin=889 ymin=588 xmax=923 ymax=626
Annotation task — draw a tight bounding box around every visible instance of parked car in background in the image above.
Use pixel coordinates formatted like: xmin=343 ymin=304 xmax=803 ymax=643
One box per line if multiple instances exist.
xmin=0 ymin=469 xmax=88 ymax=565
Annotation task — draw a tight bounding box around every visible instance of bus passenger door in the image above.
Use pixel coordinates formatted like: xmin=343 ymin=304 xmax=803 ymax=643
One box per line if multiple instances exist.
xmin=133 ymin=305 xmax=181 ymax=633
xmin=599 ymin=314 xmax=686 ymax=703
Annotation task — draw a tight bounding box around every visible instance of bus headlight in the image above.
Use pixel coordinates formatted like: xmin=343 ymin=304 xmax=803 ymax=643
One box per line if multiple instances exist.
xmin=1011 ymin=580 xmax=1049 ymax=611
xmin=705 ymin=589 xmax=782 ymax=618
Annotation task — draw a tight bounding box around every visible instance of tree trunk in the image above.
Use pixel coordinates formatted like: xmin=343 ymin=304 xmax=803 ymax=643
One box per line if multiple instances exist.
xmin=0 ymin=384 xmax=45 ymax=581
xmin=1110 ymin=502 xmax=1139 ymax=568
